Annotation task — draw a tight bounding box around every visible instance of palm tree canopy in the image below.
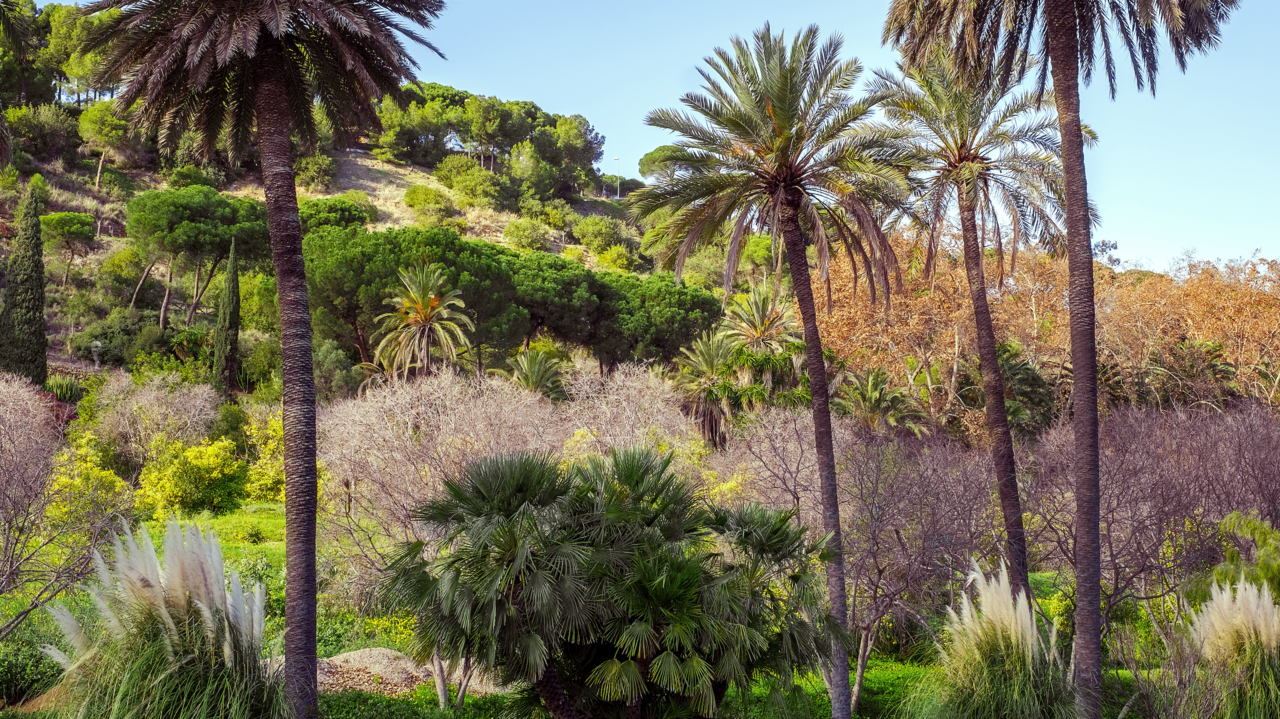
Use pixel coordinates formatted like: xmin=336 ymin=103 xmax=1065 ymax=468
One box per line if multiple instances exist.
xmin=884 ymin=0 xmax=1240 ymax=96
xmin=836 ymin=367 xmax=929 ymax=436
xmin=0 ymin=0 xmax=26 ymax=51
xmin=721 ymin=284 xmax=801 ymax=353
xmin=492 ymin=348 xmax=567 ymax=401
xmin=870 ymin=55 xmax=1082 ymax=276
xmin=82 ymin=0 xmax=446 ymax=158
xmin=629 ymin=24 xmax=915 ymax=308
xmin=375 ymin=265 xmax=474 ymax=379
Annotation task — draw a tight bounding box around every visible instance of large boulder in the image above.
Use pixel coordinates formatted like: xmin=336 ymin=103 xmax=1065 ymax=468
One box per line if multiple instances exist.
xmin=317 ymin=648 xmax=433 ymax=696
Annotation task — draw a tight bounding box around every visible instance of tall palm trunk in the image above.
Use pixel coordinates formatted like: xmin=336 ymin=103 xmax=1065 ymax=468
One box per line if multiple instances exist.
xmin=779 ymin=191 xmax=852 ymax=719
xmin=254 ymin=39 xmax=320 ymax=719
xmin=1044 ymin=3 xmax=1103 ymax=717
xmin=956 ymin=189 xmax=1032 ymax=601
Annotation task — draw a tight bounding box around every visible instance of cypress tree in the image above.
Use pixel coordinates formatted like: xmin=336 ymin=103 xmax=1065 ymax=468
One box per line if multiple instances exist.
xmin=0 ymin=175 xmax=49 ymax=385
xmin=212 ymin=237 xmax=240 ymax=394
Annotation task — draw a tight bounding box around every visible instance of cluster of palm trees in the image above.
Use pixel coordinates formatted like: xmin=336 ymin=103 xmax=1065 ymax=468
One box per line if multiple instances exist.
xmin=0 ymin=0 xmax=1238 ymax=716
xmin=633 ymin=2 xmax=1239 ymax=714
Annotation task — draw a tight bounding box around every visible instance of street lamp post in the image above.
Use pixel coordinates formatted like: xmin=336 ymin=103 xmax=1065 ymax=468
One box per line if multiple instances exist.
xmin=613 ymin=157 xmax=620 ymax=199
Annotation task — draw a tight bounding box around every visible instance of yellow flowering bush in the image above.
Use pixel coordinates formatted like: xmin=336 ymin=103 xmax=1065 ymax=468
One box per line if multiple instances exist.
xmin=45 ymin=432 xmax=131 ymax=531
xmin=135 ymin=436 xmax=248 ymax=517
xmin=245 ymin=412 xmax=285 ymax=502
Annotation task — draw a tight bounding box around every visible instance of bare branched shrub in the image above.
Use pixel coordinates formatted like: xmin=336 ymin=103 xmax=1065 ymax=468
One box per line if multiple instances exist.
xmin=0 ymin=374 xmax=62 ymax=596
xmin=93 ymin=373 xmax=219 ymax=471
xmin=0 ymin=373 xmax=127 ymax=640
xmin=707 ymin=410 xmax=1001 ymax=708
xmin=1024 ymin=407 xmax=1278 ymax=623
xmin=319 ymin=365 xmax=697 ymax=596
xmin=707 ymin=409 xmax=822 ymax=519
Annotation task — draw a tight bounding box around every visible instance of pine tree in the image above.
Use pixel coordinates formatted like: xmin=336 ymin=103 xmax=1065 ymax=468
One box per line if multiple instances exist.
xmin=212 ymin=238 xmax=240 ymax=395
xmin=0 ymin=175 xmax=49 ymax=385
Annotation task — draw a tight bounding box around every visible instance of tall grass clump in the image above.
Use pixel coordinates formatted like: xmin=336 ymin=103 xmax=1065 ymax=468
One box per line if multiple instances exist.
xmin=1192 ymin=580 xmax=1280 ymax=718
xmin=41 ymin=520 xmax=287 ymax=719
xmin=904 ymin=563 xmax=1073 ymax=719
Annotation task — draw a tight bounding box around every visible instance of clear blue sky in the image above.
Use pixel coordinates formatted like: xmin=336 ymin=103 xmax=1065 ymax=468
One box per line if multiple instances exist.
xmin=402 ymin=0 xmax=1279 ymax=268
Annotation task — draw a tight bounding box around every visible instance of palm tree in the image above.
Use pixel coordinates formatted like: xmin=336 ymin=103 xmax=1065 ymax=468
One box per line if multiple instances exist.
xmin=492 ymin=347 xmax=567 ymax=400
xmin=721 ymin=284 xmax=801 ymax=354
xmin=375 ymin=266 xmax=474 ymax=380
xmin=630 ymin=27 xmax=913 ymax=717
xmin=670 ymin=331 xmax=741 ymax=449
xmin=884 ymin=2 xmax=1240 ymax=715
xmin=869 ymin=54 xmax=1075 ymax=600
xmin=84 ymin=2 xmax=446 ymax=716
xmin=835 ymin=367 xmax=929 ymax=437
xmin=0 ymin=0 xmax=28 ymax=166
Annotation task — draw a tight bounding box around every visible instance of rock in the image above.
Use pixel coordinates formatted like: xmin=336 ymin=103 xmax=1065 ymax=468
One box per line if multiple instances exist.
xmin=317 ymin=648 xmax=433 ymax=697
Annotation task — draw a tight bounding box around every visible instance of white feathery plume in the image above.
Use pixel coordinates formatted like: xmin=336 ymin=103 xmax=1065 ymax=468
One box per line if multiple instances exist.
xmin=46 ymin=603 xmax=89 ymax=655
xmin=44 ymin=519 xmax=268 ymax=673
xmin=1193 ymin=580 xmax=1280 ymax=663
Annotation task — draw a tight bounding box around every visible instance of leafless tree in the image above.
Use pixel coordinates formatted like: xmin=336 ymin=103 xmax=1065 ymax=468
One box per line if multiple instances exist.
xmin=0 ymin=373 xmax=128 ymax=640
xmin=317 ymin=365 xmax=699 ymax=598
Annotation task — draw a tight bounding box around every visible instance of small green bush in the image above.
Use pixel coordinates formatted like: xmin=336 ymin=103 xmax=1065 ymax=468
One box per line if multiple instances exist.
xmin=135 ymin=437 xmax=249 ymax=518
xmin=404 ymin=185 xmax=448 ymax=209
xmin=561 ymin=245 xmax=586 ymax=264
xmin=451 ymin=167 xmax=502 ymax=209
xmin=503 ymin=217 xmax=552 ymax=251
xmin=595 ymin=244 xmax=635 ymax=271
xmin=432 ymin=154 xmax=479 ymax=189
xmin=300 ymin=197 xmax=368 ymax=234
xmin=99 ymin=165 xmax=138 ymax=199
xmin=295 ymin=154 xmax=337 ymax=191
xmin=167 ymin=164 xmax=223 ymax=189
xmin=0 ymin=639 xmax=62 ymax=706
xmin=404 ymin=185 xmax=458 ymax=226
xmin=244 ymin=413 xmax=284 ymax=503
xmin=71 ymin=308 xmax=163 ymax=366
xmin=371 ymin=147 xmax=403 ymax=164
xmin=245 ymin=338 xmax=283 ymax=389
xmin=209 ymin=401 xmax=252 ymax=457
xmin=335 ymin=190 xmax=380 ymax=223
xmin=314 ymin=339 xmax=361 ymax=403
xmin=4 ymin=104 xmax=79 ymax=162
xmin=571 ymin=214 xmax=628 ymax=253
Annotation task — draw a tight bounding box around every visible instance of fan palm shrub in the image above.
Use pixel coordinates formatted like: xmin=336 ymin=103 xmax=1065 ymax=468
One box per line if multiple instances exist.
xmin=885 ymin=4 xmax=1241 ymax=712
xmin=629 ymin=27 xmax=915 ymax=714
xmin=374 ymin=266 xmax=474 ymax=380
xmin=42 ymin=520 xmax=285 ymax=719
xmin=905 ymin=563 xmax=1072 ymax=719
xmin=491 ymin=347 xmax=566 ymax=400
xmin=84 ymin=1 xmax=447 ymax=713
xmin=382 ymin=448 xmax=831 ymax=719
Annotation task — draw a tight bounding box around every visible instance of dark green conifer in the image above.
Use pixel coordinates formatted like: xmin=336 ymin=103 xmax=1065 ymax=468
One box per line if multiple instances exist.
xmin=212 ymin=238 xmax=240 ymax=394
xmin=0 ymin=175 xmax=49 ymax=385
